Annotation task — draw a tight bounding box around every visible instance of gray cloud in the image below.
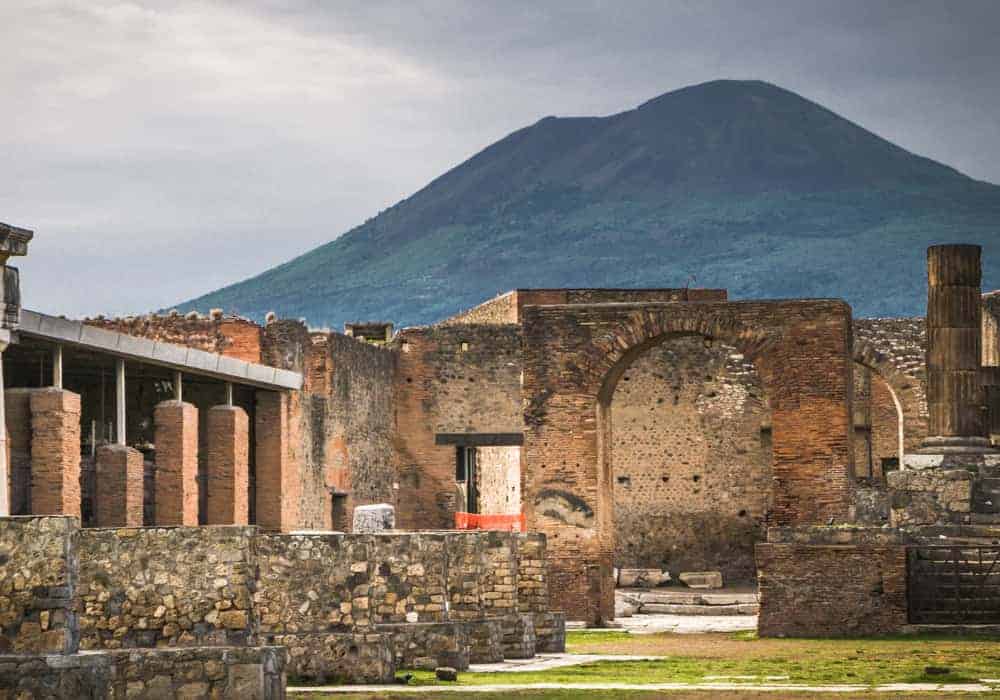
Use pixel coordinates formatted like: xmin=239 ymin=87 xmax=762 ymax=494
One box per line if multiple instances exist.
xmin=2 ymin=0 xmax=998 ymax=317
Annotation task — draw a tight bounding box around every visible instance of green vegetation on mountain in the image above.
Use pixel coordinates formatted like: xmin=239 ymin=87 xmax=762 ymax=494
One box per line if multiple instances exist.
xmin=179 ymin=80 xmax=1000 ymax=326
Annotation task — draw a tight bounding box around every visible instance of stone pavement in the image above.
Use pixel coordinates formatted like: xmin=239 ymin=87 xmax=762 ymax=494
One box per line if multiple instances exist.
xmin=468 ymin=653 xmax=664 ymax=673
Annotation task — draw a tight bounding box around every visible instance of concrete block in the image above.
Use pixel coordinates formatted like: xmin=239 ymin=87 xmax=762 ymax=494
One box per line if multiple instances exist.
xmin=353 ymin=503 xmax=395 ymax=533
xmin=618 ymin=568 xmax=670 ymax=588
xmin=678 ymin=571 xmax=724 ymax=589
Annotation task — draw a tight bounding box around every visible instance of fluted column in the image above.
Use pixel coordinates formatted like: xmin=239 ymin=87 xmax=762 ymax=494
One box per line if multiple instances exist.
xmin=921 ymin=244 xmax=994 ymax=452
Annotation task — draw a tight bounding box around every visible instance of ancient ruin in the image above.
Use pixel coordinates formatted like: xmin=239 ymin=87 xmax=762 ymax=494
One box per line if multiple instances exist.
xmin=3 ymin=220 xmax=1000 ymax=697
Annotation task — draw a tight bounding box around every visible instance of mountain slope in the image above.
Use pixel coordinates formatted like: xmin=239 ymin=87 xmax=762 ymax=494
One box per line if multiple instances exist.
xmin=178 ymin=80 xmax=1000 ymax=326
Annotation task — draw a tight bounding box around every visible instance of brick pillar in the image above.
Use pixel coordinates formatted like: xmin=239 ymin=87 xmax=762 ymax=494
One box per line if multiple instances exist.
xmin=5 ymin=388 xmax=34 ymax=515
xmin=95 ymin=444 xmax=144 ymax=526
xmin=154 ymin=400 xmax=199 ymax=525
xmin=206 ymin=404 xmax=249 ymax=525
xmin=255 ymin=390 xmax=299 ymax=531
xmin=29 ymin=388 xmax=81 ymax=517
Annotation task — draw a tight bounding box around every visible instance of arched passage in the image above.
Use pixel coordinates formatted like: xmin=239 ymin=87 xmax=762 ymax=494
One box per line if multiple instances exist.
xmin=521 ymin=299 xmax=854 ymax=624
xmin=606 ymin=334 xmax=772 ymax=583
xmin=852 ymin=340 xmax=927 ymax=477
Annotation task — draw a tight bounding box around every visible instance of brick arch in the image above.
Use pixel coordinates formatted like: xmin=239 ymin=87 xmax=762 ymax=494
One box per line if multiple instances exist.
xmin=590 ymin=309 xmax=780 ymax=406
xmin=520 ymin=299 xmax=854 ymax=624
xmin=853 ymin=339 xmax=927 ymax=462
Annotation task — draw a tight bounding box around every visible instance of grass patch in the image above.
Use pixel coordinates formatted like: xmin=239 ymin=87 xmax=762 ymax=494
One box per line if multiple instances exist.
xmin=384 ymin=632 xmax=1000 ymax=688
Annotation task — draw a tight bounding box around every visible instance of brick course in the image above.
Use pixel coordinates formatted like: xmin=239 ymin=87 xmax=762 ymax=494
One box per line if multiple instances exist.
xmin=756 ymin=542 xmax=907 ymax=637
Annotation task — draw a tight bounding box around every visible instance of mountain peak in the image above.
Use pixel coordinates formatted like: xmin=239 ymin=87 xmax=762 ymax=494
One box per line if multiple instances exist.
xmin=178 ymin=81 xmax=1000 ymax=328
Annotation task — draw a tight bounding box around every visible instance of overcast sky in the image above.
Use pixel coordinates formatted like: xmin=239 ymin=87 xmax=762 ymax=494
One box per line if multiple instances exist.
xmin=2 ymin=0 xmax=999 ymax=317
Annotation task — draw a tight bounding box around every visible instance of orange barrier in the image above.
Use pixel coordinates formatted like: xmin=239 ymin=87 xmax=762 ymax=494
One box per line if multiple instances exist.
xmin=454 ymin=512 xmax=526 ymax=533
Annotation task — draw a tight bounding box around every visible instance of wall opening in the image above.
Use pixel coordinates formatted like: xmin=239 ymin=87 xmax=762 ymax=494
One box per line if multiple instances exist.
xmin=601 ymin=333 xmax=773 ymax=586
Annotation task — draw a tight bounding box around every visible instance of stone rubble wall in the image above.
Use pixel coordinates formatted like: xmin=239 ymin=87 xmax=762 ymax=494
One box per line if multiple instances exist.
xmin=269 ymin=631 xmax=393 ymax=684
xmin=0 ymin=517 xmax=78 ymax=655
xmin=887 ymin=469 xmax=974 ymax=527
xmin=2 ymin=518 xmax=562 ymax=690
xmin=0 ymin=645 xmax=287 ymax=699
xmin=77 ymin=527 xmax=258 ymax=650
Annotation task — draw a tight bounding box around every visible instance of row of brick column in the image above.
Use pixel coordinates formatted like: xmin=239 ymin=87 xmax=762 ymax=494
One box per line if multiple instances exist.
xmin=8 ymin=386 xmax=286 ymax=529
xmin=93 ymin=400 xmax=251 ymax=527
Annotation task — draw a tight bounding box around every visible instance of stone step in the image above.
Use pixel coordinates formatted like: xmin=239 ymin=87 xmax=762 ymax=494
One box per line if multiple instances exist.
xmin=971 ymin=513 xmax=1000 ymax=524
xmin=617 ymin=590 xmax=758 ymax=606
xmin=639 ymin=602 xmax=759 ymax=616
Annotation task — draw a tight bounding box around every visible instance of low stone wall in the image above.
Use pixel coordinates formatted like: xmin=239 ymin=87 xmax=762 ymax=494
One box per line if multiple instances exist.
xmin=269 ymin=632 xmax=393 ymax=684
xmin=500 ymin=613 xmax=536 ymax=659
xmin=77 ymin=526 xmax=257 ymax=649
xmin=459 ymin=619 xmax=504 ymax=663
xmin=257 ymin=533 xmax=372 ymax=634
xmin=756 ymin=542 xmax=908 ymax=637
xmin=371 ymin=534 xmax=449 ymax=624
xmin=377 ymin=622 xmax=469 ymax=671
xmin=0 ymin=516 xmax=77 ymax=655
xmin=0 ymin=645 xmax=286 ymax=699
xmin=532 ymin=612 xmax=566 ymax=653
xmin=517 ymin=533 xmax=548 ymax=614
xmin=888 ymin=469 xmax=973 ymax=527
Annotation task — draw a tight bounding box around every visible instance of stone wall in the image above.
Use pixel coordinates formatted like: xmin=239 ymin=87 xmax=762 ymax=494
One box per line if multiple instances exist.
xmin=77 ymin=527 xmax=257 ymax=649
xmin=0 ymin=516 xmax=77 ymax=654
xmin=756 ymin=542 xmax=908 ymax=637
xmin=611 ymin=337 xmax=771 ymax=581
xmin=256 ymin=533 xmax=372 ymax=635
xmin=392 ymin=325 xmax=523 ymax=529
xmin=0 ymin=645 xmax=286 ymax=699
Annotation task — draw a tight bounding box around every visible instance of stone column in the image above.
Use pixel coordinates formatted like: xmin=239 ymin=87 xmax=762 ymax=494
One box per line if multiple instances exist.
xmin=154 ymin=400 xmax=199 ymax=525
xmin=29 ymin=388 xmax=81 ymax=517
xmin=205 ymin=404 xmax=249 ymax=525
xmin=921 ymin=244 xmax=993 ymax=452
xmin=255 ymin=390 xmax=298 ymax=531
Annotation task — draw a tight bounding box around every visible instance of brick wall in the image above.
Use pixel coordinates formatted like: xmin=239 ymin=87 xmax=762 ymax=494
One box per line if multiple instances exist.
xmin=521 ymin=299 xmax=854 ymax=623
xmin=611 ymin=337 xmax=771 ymax=581
xmin=84 ymin=313 xmax=261 ymax=362
xmin=391 ymin=325 xmax=523 ymax=529
xmin=756 ymin=542 xmax=907 ymax=637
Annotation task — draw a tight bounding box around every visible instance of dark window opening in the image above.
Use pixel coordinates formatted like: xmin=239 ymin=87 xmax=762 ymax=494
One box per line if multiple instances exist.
xmin=331 ymin=493 xmax=349 ymax=531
